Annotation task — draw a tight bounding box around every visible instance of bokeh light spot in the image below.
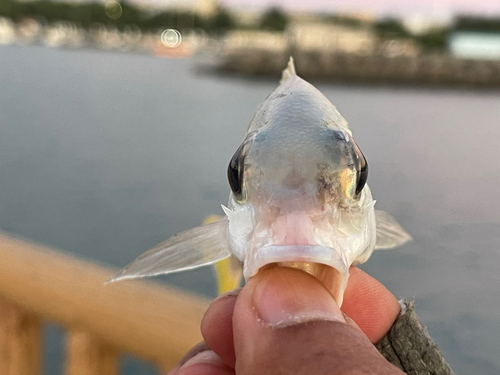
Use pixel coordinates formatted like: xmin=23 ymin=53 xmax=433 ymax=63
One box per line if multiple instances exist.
xmin=161 ymin=29 xmax=182 ymax=48
xmin=105 ymin=2 xmax=123 ymax=20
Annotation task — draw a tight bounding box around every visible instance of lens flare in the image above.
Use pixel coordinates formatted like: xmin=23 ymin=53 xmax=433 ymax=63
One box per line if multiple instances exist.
xmin=105 ymin=2 xmax=123 ymax=20
xmin=161 ymin=29 xmax=182 ymax=48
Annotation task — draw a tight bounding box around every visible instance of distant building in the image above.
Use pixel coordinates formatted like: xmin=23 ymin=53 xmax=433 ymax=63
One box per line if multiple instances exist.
xmin=0 ymin=18 xmax=16 ymax=45
xmin=403 ymin=14 xmax=451 ymax=36
xmin=381 ymin=39 xmax=420 ymax=58
xmin=449 ymin=32 xmax=500 ymax=60
xmin=287 ymin=23 xmax=376 ymax=55
xmin=166 ymin=0 xmax=220 ymax=18
xmin=224 ymin=30 xmax=287 ymax=53
xmin=195 ymin=0 xmax=218 ymax=19
xmin=231 ymin=11 xmax=262 ymax=29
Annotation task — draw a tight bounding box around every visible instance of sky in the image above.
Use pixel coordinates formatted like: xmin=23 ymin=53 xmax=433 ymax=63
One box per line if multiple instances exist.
xmin=219 ymin=0 xmax=500 ymax=18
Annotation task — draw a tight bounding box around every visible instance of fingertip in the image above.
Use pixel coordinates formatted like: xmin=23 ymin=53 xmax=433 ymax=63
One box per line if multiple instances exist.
xmin=177 ymin=350 xmax=235 ymax=375
xmin=342 ymin=267 xmax=400 ymax=343
xmin=201 ymin=291 xmax=239 ymax=366
xmin=231 ymin=266 xmax=348 ymax=372
xmin=249 ymin=267 xmax=345 ymax=326
xmin=230 ymin=267 xmax=403 ymax=375
xmin=166 ymin=365 xmax=179 ymax=375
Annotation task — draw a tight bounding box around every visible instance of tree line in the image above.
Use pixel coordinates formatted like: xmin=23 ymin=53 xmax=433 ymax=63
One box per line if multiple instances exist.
xmin=1 ymin=0 xmax=499 ymax=49
xmin=372 ymin=15 xmax=500 ymax=50
xmin=0 ymin=0 xmax=292 ymax=33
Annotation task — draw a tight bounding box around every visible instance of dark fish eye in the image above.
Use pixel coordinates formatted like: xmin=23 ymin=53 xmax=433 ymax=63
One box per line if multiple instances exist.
xmin=345 ymin=133 xmax=368 ymax=197
xmin=228 ymin=143 xmax=245 ymax=202
xmin=228 ymin=133 xmax=256 ymax=203
xmin=356 ymin=154 xmax=368 ymax=196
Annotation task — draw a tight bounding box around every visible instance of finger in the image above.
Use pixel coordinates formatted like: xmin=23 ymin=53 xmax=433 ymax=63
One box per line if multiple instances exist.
xmin=342 ymin=267 xmax=400 ymax=343
xmin=177 ymin=342 xmax=211 ymax=367
xmin=232 ymin=267 xmax=403 ymax=375
xmin=201 ymin=289 xmax=240 ymax=367
xmin=342 ymin=312 xmax=363 ymax=332
xmin=173 ymin=350 xmax=235 ymax=375
xmin=167 ymin=342 xmax=210 ymax=375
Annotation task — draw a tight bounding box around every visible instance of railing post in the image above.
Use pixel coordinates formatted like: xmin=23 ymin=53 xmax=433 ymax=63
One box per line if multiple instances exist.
xmin=65 ymin=329 xmax=118 ymax=375
xmin=0 ymin=298 xmax=42 ymax=375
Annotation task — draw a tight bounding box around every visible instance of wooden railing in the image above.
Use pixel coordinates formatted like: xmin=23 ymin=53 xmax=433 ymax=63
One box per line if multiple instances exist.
xmin=0 ymin=232 xmax=210 ymax=374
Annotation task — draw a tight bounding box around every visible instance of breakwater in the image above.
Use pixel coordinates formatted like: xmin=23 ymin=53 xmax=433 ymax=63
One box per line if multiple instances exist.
xmin=216 ymin=49 xmax=500 ymax=86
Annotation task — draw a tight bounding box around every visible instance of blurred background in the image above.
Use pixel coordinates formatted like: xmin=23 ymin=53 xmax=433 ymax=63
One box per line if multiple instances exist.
xmin=1 ymin=0 xmax=500 ymax=373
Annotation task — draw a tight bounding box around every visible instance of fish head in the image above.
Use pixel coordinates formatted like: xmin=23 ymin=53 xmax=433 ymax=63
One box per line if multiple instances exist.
xmin=225 ymin=64 xmax=376 ymax=303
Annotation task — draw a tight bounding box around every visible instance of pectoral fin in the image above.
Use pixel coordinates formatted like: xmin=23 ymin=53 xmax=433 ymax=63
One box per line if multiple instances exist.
xmin=375 ymin=210 xmax=412 ymax=250
xmin=108 ymin=218 xmax=231 ymax=283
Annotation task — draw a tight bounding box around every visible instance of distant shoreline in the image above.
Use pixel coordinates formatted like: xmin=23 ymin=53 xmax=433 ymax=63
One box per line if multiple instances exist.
xmin=197 ymin=46 xmax=500 ymax=87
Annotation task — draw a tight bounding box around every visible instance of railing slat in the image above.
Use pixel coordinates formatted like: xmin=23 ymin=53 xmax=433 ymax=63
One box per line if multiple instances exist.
xmin=65 ymin=330 xmax=118 ymax=375
xmin=0 ymin=232 xmax=210 ymax=371
xmin=0 ymin=299 xmax=42 ymax=375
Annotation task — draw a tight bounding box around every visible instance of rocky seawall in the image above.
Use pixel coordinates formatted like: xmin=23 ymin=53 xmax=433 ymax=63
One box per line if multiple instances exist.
xmin=215 ymin=49 xmax=500 ymax=87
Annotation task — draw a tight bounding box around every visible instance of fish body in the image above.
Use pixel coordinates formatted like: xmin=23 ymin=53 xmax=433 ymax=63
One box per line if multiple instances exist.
xmin=110 ymin=59 xmax=411 ymax=304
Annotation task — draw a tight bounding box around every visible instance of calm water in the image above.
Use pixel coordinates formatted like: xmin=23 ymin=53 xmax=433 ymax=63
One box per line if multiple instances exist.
xmin=1 ymin=45 xmax=499 ymax=374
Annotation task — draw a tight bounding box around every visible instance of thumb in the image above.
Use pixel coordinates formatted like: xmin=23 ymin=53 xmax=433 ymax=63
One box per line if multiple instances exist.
xmin=232 ymin=267 xmax=403 ymax=375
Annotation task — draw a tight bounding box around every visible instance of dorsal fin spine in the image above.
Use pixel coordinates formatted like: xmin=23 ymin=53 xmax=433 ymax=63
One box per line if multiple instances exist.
xmin=280 ymin=57 xmax=296 ymax=84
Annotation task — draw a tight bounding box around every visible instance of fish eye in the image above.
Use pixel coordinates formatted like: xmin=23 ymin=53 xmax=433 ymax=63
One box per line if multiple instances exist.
xmin=345 ymin=133 xmax=368 ymax=197
xmin=351 ymin=141 xmax=368 ymax=196
xmin=228 ymin=133 xmax=255 ymax=203
xmin=356 ymin=155 xmax=368 ymax=196
xmin=228 ymin=144 xmax=245 ymax=202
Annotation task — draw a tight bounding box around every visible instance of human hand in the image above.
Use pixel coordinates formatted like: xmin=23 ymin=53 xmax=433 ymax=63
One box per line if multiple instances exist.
xmin=168 ymin=266 xmax=404 ymax=375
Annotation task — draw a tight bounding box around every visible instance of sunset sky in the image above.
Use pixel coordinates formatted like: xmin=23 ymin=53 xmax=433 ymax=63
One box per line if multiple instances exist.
xmin=219 ymin=0 xmax=500 ymax=17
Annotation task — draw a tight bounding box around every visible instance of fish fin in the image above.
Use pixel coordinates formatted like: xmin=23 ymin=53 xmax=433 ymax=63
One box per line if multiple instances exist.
xmin=280 ymin=56 xmax=297 ymax=84
xmin=214 ymin=256 xmax=243 ymax=295
xmin=374 ymin=210 xmax=412 ymax=250
xmin=202 ymin=215 xmax=243 ymax=294
xmin=107 ymin=218 xmax=231 ymax=283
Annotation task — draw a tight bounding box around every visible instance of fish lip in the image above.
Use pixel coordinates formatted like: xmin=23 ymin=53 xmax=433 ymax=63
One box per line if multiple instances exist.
xmin=243 ymin=245 xmax=350 ymax=304
xmin=243 ymin=245 xmax=349 ymax=280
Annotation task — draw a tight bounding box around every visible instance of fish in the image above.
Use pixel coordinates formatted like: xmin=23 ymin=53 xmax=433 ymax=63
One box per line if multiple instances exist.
xmin=109 ymin=58 xmax=411 ymax=305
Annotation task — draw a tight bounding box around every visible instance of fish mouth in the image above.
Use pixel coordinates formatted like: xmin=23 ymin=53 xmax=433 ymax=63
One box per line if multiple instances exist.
xmin=243 ymin=245 xmax=349 ymax=305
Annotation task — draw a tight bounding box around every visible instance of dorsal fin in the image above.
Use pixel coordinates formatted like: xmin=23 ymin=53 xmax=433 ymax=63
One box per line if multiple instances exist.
xmin=280 ymin=57 xmax=297 ymax=84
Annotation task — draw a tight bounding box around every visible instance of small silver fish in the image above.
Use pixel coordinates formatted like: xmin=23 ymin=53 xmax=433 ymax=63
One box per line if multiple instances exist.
xmin=110 ymin=58 xmax=411 ymax=304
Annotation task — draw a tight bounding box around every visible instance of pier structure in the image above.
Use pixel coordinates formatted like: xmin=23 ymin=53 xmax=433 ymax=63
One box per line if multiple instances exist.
xmin=0 ymin=233 xmax=208 ymax=374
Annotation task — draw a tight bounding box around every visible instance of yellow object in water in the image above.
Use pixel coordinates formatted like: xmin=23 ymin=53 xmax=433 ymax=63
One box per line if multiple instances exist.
xmin=203 ymin=215 xmax=242 ymax=294
xmin=214 ymin=257 xmax=241 ymax=294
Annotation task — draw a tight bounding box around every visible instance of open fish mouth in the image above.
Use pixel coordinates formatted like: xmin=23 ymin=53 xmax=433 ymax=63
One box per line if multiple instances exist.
xmin=244 ymin=245 xmax=349 ymax=304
